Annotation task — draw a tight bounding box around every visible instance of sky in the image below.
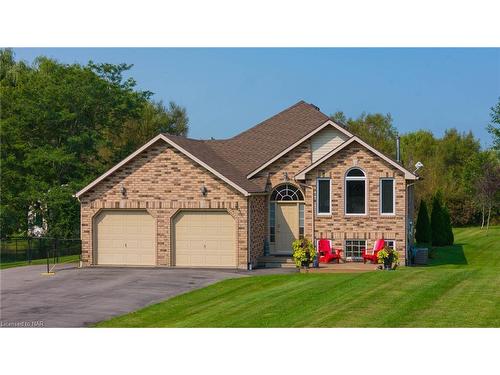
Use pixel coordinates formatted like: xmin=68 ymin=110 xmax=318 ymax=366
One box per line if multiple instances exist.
xmin=12 ymin=48 xmax=500 ymax=147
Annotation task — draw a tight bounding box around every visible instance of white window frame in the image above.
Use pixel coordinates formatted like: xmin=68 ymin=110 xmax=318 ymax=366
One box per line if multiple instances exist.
xmin=269 ymin=202 xmax=276 ymax=243
xmin=384 ymin=239 xmax=396 ymax=249
xmin=299 ymin=203 xmax=305 ymax=238
xmin=316 ymin=178 xmax=332 ymax=216
xmin=344 ymin=239 xmax=367 ymax=260
xmin=380 ymin=178 xmax=396 ymax=216
xmin=344 ymin=168 xmax=367 ymax=216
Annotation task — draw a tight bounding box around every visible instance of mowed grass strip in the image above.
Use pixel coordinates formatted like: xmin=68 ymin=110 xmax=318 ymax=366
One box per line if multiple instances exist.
xmin=0 ymin=254 xmax=80 ymax=270
xmin=96 ymin=226 xmax=500 ymax=327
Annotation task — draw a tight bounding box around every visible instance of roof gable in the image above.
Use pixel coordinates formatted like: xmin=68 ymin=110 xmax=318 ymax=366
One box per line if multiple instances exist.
xmin=74 ymin=134 xmax=254 ymax=198
xmin=77 ymin=101 xmax=409 ymax=198
xmin=204 ymin=101 xmax=332 ymax=176
xmin=245 ymin=119 xmax=353 ymax=178
xmin=295 ymin=136 xmax=418 ymax=180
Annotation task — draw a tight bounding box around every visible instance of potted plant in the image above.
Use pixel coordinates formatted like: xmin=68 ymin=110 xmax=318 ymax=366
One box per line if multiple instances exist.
xmin=377 ymin=246 xmax=399 ymax=270
xmin=292 ymin=238 xmax=316 ymax=268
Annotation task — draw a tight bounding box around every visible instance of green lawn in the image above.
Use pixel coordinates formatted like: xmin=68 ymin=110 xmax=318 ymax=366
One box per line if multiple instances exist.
xmin=0 ymin=254 xmax=80 ymax=270
xmin=96 ymin=226 xmax=500 ymax=327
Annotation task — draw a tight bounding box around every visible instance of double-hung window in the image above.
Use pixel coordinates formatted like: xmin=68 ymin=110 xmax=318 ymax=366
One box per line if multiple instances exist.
xmin=345 ymin=168 xmax=366 ymax=215
xmin=380 ymin=178 xmax=395 ymax=215
xmin=316 ymin=178 xmax=331 ymax=215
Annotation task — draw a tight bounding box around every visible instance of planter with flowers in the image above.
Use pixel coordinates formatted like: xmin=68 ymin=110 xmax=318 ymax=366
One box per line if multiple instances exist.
xmin=292 ymin=238 xmax=316 ymax=268
xmin=377 ymin=246 xmax=400 ymax=270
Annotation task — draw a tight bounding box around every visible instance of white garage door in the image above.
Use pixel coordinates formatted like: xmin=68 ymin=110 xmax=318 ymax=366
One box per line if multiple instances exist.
xmin=95 ymin=210 xmax=155 ymax=266
xmin=174 ymin=211 xmax=236 ymax=267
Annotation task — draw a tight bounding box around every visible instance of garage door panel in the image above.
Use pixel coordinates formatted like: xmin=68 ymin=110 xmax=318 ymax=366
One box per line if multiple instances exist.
xmin=174 ymin=211 xmax=236 ymax=268
xmin=96 ymin=210 xmax=155 ymax=266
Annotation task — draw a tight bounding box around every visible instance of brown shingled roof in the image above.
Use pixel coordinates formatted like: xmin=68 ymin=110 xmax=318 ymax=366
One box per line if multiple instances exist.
xmin=163 ymin=101 xmax=330 ymax=193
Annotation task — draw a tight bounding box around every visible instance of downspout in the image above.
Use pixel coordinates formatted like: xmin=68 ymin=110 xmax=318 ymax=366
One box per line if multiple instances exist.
xmin=294 ymin=180 xmax=315 ymax=242
xmin=406 ymin=181 xmax=417 ymax=266
xmin=247 ymin=196 xmax=252 ymax=270
xmin=74 ymin=195 xmax=83 ymax=268
xmin=396 ymin=136 xmax=401 ymax=164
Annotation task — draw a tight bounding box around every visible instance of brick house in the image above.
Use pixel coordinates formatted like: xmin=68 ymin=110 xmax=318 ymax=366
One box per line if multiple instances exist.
xmin=75 ymin=101 xmax=418 ymax=269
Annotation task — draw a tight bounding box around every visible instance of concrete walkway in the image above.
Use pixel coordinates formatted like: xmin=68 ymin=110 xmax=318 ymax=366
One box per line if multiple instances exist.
xmin=0 ymin=264 xmax=293 ymax=328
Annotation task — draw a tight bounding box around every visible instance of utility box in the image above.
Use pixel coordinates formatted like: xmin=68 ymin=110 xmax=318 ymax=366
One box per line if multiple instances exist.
xmin=413 ymin=248 xmax=429 ymax=265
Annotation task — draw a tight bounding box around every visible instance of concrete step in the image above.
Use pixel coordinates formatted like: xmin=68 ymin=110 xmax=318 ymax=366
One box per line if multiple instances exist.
xmin=256 ymin=256 xmax=297 ymax=269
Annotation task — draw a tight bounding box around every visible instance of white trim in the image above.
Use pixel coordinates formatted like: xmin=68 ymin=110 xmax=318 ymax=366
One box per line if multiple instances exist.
xmin=75 ymin=134 xmax=250 ymax=198
xmin=295 ymin=136 xmax=419 ymax=180
xmin=384 ymin=239 xmax=396 ymax=250
xmin=316 ymin=177 xmax=332 ymax=216
xmin=344 ymin=239 xmax=367 ymax=260
xmin=246 ymin=120 xmax=353 ymax=179
xmin=380 ymin=178 xmax=396 ymax=215
xmin=344 ymin=167 xmax=367 ymax=216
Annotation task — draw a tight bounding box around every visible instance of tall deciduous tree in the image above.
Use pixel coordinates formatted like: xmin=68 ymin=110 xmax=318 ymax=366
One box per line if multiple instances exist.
xmin=487 ymin=97 xmax=500 ymax=153
xmin=330 ymin=111 xmax=398 ymax=156
xmin=475 ymin=158 xmax=500 ymax=231
xmin=0 ymin=49 xmax=188 ymax=237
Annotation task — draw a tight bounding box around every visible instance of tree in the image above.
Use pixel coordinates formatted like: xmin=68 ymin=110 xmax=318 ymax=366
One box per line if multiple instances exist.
xmin=112 ymin=101 xmax=189 ymax=161
xmin=0 ymin=49 xmax=189 ymax=237
xmin=400 ymin=128 xmax=482 ymax=226
xmin=329 ymin=112 xmax=398 ymax=156
xmin=415 ymin=199 xmax=432 ymax=244
xmin=487 ymin=97 xmax=500 ymax=153
xmin=475 ymin=158 xmax=500 ymax=231
xmin=431 ymin=192 xmax=447 ymax=246
xmin=442 ymin=206 xmax=454 ymax=245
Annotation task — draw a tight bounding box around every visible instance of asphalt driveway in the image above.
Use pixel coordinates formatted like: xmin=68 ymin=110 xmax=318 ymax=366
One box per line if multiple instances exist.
xmin=0 ymin=264 xmax=266 ymax=328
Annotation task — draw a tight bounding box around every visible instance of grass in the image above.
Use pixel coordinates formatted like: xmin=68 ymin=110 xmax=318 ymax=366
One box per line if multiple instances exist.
xmin=0 ymin=254 xmax=80 ymax=270
xmin=96 ymin=226 xmax=500 ymax=327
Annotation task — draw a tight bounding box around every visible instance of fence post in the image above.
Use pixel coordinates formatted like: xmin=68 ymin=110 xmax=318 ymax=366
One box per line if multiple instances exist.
xmin=55 ymin=238 xmax=58 ymax=264
xmin=28 ymin=238 xmax=32 ymax=264
xmin=45 ymin=239 xmax=49 ymax=274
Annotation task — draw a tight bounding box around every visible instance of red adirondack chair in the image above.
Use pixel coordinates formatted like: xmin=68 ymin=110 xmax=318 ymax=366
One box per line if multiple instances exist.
xmin=317 ymin=239 xmax=343 ymax=264
xmin=362 ymin=239 xmax=386 ymax=264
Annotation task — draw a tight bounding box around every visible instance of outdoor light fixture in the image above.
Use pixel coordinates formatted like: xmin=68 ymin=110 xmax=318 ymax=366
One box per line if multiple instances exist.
xmin=414 ymin=161 xmax=424 ymax=174
xmin=200 ymin=186 xmax=208 ymax=197
xmin=120 ymin=185 xmax=127 ymax=198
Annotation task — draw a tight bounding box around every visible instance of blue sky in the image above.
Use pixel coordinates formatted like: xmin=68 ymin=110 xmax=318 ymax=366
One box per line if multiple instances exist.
xmin=13 ymin=48 xmax=500 ymax=147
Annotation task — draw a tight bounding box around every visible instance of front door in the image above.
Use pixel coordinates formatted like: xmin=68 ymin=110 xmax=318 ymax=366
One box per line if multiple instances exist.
xmin=275 ymin=203 xmax=299 ymax=254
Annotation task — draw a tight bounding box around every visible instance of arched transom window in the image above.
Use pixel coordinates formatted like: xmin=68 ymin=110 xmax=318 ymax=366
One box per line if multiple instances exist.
xmin=345 ymin=168 xmax=366 ymax=214
xmin=270 ymin=184 xmax=304 ymax=201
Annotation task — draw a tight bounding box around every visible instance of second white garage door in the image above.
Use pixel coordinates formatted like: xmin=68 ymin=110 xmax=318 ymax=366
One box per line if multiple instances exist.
xmin=173 ymin=211 xmax=236 ymax=267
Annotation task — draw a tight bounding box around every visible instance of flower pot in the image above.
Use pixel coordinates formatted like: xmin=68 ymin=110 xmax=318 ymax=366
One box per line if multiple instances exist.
xmin=383 ymin=254 xmax=393 ymax=270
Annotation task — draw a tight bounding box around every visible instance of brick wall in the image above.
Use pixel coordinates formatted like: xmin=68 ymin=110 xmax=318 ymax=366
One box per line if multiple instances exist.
xmin=304 ymin=142 xmax=407 ymax=264
xmin=248 ymin=195 xmax=267 ymax=266
xmin=256 ymin=139 xmax=408 ymax=264
xmin=79 ymin=140 xmax=249 ymax=268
